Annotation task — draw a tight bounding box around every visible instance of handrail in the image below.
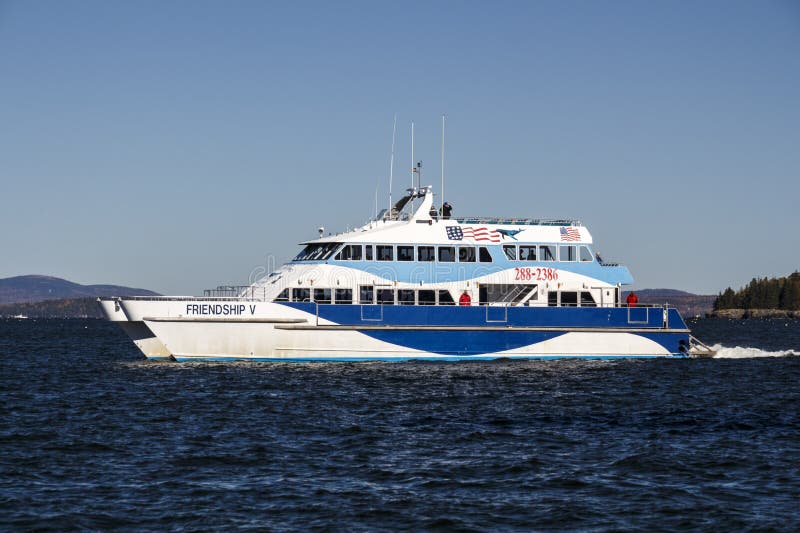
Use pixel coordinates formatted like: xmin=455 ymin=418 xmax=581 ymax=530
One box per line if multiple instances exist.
xmin=119 ymin=295 xmax=266 ymax=302
xmin=451 ymin=217 xmax=582 ymax=226
xmin=204 ymin=285 xmax=252 ymax=297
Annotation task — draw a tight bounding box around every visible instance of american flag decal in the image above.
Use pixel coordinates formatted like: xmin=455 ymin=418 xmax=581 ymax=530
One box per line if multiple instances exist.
xmin=463 ymin=226 xmax=501 ymax=243
xmin=446 ymin=226 xmax=501 ymax=242
xmin=446 ymin=226 xmax=463 ymax=240
xmin=560 ymin=227 xmax=581 ymax=241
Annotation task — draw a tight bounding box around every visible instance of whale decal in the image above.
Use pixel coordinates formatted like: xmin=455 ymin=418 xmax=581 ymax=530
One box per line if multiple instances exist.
xmin=497 ymin=228 xmax=524 ymax=241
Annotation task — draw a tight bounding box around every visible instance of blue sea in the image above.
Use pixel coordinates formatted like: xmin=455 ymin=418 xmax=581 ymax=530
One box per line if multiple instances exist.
xmin=1 ymin=318 xmax=799 ymax=530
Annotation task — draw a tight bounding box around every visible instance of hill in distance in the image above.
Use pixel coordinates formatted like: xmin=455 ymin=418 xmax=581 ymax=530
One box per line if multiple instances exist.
xmin=623 ymin=288 xmax=716 ymax=317
xmin=0 ymin=275 xmax=159 ymax=304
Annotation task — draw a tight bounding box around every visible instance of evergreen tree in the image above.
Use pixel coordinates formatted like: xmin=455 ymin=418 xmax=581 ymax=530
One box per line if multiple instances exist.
xmin=765 ymin=278 xmax=781 ymax=309
xmin=779 ymin=275 xmax=800 ymax=310
xmin=714 ymin=287 xmax=737 ymax=310
xmin=713 ymin=272 xmax=800 ymax=311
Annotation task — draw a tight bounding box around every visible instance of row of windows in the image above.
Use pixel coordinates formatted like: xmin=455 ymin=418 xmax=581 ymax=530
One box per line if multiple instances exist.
xmin=503 ymin=244 xmax=594 ymax=262
xmin=295 ymin=243 xmax=597 ymax=264
xmin=275 ymin=287 xmax=598 ymax=307
xmin=274 ymin=287 xmax=456 ymax=305
xmin=335 ymin=244 xmax=493 ymax=263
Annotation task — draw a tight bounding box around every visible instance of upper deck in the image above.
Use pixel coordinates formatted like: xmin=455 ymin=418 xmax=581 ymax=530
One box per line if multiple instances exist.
xmin=304 ymin=186 xmax=591 ymax=247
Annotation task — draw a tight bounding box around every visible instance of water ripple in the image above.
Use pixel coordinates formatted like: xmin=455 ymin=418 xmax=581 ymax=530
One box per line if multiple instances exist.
xmin=0 ymin=318 xmax=799 ymax=530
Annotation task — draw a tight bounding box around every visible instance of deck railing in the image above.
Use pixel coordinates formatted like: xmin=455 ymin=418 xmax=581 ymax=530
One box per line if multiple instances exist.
xmin=452 ymin=217 xmax=582 ymax=226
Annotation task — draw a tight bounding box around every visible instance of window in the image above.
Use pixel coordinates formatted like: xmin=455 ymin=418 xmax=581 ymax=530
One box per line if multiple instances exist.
xmin=305 ymin=243 xmax=339 ymax=261
xmin=397 ymin=246 xmax=414 ymax=261
xmin=438 ymin=290 xmax=455 ymax=305
xmin=377 ymin=245 xmax=393 ymax=261
xmin=540 ymin=245 xmax=557 ymax=261
xmin=397 ymin=289 xmax=415 ymax=305
xmin=377 ymin=288 xmax=394 ymax=304
xmin=321 ymin=244 xmax=340 ymax=260
xmin=335 ymin=288 xmax=352 ymax=304
xmin=479 ymin=247 xmax=492 ymax=262
xmin=559 ymin=245 xmax=576 ymax=262
xmin=580 ymin=246 xmax=593 ymax=262
xmin=293 ymin=245 xmax=316 ymax=261
xmin=503 ymin=245 xmax=517 ymax=260
xmin=418 ymin=290 xmax=436 ymax=305
xmin=561 ymin=291 xmax=578 ymax=307
xmin=458 ymin=246 xmax=476 ymax=262
xmin=479 ymin=284 xmax=536 ymax=305
xmin=293 ymin=288 xmax=311 ymax=302
xmin=274 ymin=288 xmax=290 ymax=302
xmin=548 ymin=292 xmax=558 ymax=307
xmin=580 ymin=291 xmax=596 ymax=307
xmin=365 ymin=245 xmax=374 ymax=261
xmin=438 ymin=246 xmax=455 ymax=262
xmin=294 ymin=243 xmax=342 ymax=261
xmin=418 ymin=246 xmax=435 ymax=262
xmin=313 ymin=288 xmax=331 ymax=304
xmin=335 ymin=244 xmax=363 ymax=261
xmin=359 ymin=285 xmax=374 ymax=304
xmin=519 ymin=245 xmax=537 ymax=261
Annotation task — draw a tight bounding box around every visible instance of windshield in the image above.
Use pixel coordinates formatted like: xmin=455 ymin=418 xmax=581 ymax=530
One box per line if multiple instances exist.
xmin=293 ymin=243 xmax=341 ymax=261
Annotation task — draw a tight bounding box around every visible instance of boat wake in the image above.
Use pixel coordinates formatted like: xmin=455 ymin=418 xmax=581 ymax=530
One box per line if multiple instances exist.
xmin=711 ymin=344 xmax=799 ymax=358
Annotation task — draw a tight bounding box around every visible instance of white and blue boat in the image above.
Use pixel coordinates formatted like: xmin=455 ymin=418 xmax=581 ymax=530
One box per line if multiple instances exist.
xmin=99 ymin=185 xmax=710 ymax=361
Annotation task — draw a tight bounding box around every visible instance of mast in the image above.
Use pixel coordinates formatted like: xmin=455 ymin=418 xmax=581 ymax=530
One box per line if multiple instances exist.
xmin=441 ymin=114 xmax=445 ymax=210
xmin=388 ymin=113 xmax=396 ymax=217
xmin=410 ymin=121 xmax=415 ymax=212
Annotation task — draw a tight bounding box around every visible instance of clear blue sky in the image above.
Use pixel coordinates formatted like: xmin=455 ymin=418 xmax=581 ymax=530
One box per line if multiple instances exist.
xmin=1 ymin=1 xmax=798 ymax=295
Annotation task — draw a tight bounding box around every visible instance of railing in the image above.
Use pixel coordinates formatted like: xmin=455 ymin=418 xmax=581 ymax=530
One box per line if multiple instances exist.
xmin=203 ymin=285 xmax=270 ymax=301
xmin=453 ymin=217 xmax=582 ymax=226
xmin=378 ymin=208 xmax=410 ymax=222
xmin=203 ymin=285 xmax=251 ymax=297
xmin=118 ymin=286 xmax=269 ymax=302
xmin=120 ymin=295 xmax=259 ymax=302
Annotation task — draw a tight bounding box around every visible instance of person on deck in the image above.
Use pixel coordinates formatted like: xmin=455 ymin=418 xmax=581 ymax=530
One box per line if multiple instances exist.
xmin=459 ymin=291 xmax=471 ymax=306
xmin=441 ymin=202 xmax=452 ymax=219
xmin=626 ymin=291 xmax=638 ymax=307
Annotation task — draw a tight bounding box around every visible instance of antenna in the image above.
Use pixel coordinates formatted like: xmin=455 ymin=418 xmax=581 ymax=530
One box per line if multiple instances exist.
xmin=410 ymin=121 xmax=415 ymax=212
xmin=441 ymin=114 xmax=445 ymax=211
xmin=388 ymin=113 xmax=396 ymax=217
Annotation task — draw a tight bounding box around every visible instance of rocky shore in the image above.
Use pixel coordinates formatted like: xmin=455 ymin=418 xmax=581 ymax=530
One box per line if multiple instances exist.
xmin=709 ymin=308 xmax=800 ymax=319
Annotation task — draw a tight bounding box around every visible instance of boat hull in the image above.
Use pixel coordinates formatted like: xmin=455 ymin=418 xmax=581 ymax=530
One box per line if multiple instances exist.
xmin=141 ymin=303 xmax=691 ymax=362
xmin=97 ymin=298 xmax=171 ymax=359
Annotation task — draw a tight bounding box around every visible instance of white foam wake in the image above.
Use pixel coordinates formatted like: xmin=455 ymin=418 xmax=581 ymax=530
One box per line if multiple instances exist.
xmin=710 ymin=344 xmax=799 ymax=358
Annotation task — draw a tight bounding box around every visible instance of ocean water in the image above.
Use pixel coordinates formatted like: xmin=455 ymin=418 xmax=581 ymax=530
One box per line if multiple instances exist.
xmin=1 ymin=318 xmax=798 ymax=531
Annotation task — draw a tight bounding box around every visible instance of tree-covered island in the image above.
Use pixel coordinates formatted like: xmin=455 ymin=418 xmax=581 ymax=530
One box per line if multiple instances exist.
xmin=712 ymin=272 xmax=800 ymax=318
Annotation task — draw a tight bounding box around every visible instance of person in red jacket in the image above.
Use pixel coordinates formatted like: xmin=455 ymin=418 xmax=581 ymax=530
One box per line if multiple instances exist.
xmin=459 ymin=291 xmax=471 ymax=306
xmin=626 ymin=291 xmax=638 ymax=307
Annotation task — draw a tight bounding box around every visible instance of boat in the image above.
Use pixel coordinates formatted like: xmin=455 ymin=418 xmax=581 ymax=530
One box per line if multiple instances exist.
xmin=99 ymin=185 xmax=706 ymax=361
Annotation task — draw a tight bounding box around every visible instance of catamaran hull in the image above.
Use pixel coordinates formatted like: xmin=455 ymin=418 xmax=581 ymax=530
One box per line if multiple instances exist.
xmin=97 ymin=298 xmax=171 ymax=359
xmin=143 ymin=320 xmax=688 ymax=361
xmin=142 ymin=303 xmax=691 ymax=362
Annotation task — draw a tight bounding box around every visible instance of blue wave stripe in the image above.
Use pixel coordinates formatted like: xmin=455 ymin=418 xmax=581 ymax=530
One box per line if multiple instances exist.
xmin=279 ymin=303 xmax=688 ymax=355
xmin=284 ymin=303 xmax=687 ymax=330
xmin=362 ymin=329 xmax=567 ymax=355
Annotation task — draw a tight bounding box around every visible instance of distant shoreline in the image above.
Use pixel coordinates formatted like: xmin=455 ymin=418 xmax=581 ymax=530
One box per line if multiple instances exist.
xmin=708 ymin=309 xmax=800 ymax=319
